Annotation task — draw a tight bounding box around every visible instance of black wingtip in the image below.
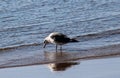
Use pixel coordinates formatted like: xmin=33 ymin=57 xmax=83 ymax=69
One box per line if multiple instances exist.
xmin=70 ymin=39 xmax=79 ymax=42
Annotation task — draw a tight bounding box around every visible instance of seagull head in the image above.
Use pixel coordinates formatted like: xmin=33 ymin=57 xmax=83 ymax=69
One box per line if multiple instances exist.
xmin=43 ymin=37 xmax=49 ymax=48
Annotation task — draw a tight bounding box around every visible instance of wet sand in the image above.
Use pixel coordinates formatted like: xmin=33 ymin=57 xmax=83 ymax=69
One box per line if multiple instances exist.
xmin=0 ymin=44 xmax=120 ymax=68
xmin=0 ymin=57 xmax=120 ymax=78
xmin=0 ymin=44 xmax=120 ymax=78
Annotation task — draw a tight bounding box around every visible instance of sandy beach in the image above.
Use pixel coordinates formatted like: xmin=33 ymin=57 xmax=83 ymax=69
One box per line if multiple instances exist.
xmin=0 ymin=57 xmax=120 ymax=78
xmin=0 ymin=42 xmax=120 ymax=78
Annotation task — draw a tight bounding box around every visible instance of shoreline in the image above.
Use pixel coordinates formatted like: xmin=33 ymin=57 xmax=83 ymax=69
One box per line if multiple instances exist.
xmin=0 ymin=44 xmax=120 ymax=69
xmin=0 ymin=57 xmax=120 ymax=78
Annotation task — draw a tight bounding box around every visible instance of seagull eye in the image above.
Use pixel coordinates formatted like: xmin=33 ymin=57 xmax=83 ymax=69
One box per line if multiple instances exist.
xmin=44 ymin=40 xmax=46 ymax=43
xmin=44 ymin=40 xmax=48 ymax=43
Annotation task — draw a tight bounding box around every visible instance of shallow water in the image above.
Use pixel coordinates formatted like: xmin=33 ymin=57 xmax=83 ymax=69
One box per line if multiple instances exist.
xmin=0 ymin=43 xmax=120 ymax=68
xmin=0 ymin=57 xmax=120 ymax=78
xmin=0 ymin=0 xmax=120 ymax=50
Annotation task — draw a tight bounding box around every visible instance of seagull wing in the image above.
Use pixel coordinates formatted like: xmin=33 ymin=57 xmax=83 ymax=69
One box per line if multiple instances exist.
xmin=51 ymin=33 xmax=70 ymax=43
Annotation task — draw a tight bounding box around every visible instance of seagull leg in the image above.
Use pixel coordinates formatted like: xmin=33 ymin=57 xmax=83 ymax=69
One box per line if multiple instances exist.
xmin=60 ymin=45 xmax=62 ymax=52
xmin=56 ymin=45 xmax=58 ymax=52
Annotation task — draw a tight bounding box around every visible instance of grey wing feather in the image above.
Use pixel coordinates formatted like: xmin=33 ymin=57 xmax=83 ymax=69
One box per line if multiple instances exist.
xmin=51 ymin=34 xmax=70 ymax=43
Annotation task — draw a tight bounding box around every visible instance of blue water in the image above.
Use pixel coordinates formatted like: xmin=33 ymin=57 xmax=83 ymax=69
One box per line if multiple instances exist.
xmin=0 ymin=0 xmax=120 ymax=50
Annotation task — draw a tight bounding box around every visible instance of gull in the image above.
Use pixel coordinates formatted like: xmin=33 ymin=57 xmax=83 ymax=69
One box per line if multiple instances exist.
xmin=43 ymin=32 xmax=78 ymax=51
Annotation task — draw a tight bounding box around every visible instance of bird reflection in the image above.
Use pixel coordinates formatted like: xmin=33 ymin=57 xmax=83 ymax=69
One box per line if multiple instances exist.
xmin=44 ymin=51 xmax=80 ymax=71
xmin=48 ymin=61 xmax=80 ymax=71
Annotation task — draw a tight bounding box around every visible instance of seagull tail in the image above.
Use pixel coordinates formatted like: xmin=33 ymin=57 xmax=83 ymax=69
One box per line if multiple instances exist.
xmin=70 ymin=38 xmax=79 ymax=42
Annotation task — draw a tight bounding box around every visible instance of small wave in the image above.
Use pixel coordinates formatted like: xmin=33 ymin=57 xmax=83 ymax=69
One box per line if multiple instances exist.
xmin=0 ymin=23 xmax=40 ymax=32
xmin=75 ymin=28 xmax=120 ymax=41
xmin=1 ymin=28 xmax=120 ymax=51
xmin=0 ymin=15 xmax=14 ymax=19
xmin=2 ymin=19 xmax=17 ymax=22
xmin=0 ymin=43 xmax=42 ymax=51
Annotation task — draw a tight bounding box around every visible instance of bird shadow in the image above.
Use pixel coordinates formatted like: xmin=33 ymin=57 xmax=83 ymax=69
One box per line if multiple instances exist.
xmin=47 ymin=61 xmax=80 ymax=71
xmin=44 ymin=51 xmax=80 ymax=71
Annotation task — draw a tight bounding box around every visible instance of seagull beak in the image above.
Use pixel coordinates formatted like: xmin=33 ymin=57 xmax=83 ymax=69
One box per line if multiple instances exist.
xmin=43 ymin=40 xmax=48 ymax=48
xmin=43 ymin=43 xmax=47 ymax=48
